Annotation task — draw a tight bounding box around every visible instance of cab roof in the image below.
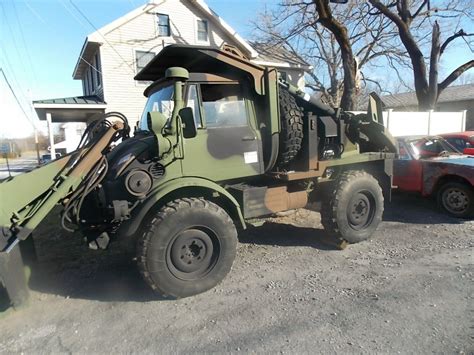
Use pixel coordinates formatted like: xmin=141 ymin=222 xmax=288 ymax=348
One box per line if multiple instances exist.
xmin=134 ymin=44 xmax=268 ymax=95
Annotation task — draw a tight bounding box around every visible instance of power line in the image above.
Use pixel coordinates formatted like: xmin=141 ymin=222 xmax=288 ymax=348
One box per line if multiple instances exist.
xmin=0 ymin=68 xmax=37 ymax=129
xmin=11 ymin=0 xmax=39 ymax=87
xmin=23 ymin=0 xmax=47 ymax=25
xmin=68 ymin=0 xmax=136 ymax=73
xmin=0 ymin=2 xmax=28 ymax=76
xmin=58 ymin=0 xmax=90 ymax=31
xmin=0 ymin=42 xmax=33 ymax=116
xmin=0 ymin=1 xmax=35 ymax=113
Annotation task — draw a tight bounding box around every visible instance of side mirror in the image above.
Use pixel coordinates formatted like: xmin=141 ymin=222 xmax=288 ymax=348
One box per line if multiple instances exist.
xmin=179 ymin=107 xmax=197 ymax=139
xmin=463 ymin=147 xmax=474 ymax=155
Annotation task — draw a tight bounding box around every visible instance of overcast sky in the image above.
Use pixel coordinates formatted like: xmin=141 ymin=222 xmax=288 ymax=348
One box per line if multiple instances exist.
xmin=0 ymin=0 xmax=472 ymax=138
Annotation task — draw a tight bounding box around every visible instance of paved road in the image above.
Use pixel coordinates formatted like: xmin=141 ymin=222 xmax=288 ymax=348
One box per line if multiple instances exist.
xmin=0 ymin=194 xmax=472 ymax=353
xmin=0 ymin=156 xmax=39 ymax=180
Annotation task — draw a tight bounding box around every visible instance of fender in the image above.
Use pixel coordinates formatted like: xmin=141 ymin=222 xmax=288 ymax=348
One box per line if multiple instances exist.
xmin=119 ymin=176 xmax=246 ymax=238
xmin=422 ymin=162 xmax=474 ymax=196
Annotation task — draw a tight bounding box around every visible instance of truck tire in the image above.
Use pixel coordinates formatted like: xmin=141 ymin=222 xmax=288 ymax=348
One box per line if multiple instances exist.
xmin=137 ymin=198 xmax=238 ymax=298
xmin=437 ymin=182 xmax=473 ymax=218
xmin=276 ymin=88 xmax=304 ymax=167
xmin=321 ymin=170 xmax=384 ymax=243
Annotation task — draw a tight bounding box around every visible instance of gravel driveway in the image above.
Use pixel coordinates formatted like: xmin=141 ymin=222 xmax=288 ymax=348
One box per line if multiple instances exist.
xmin=0 ymin=193 xmax=472 ymax=354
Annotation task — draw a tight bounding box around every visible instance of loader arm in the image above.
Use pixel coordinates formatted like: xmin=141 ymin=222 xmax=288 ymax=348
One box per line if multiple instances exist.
xmin=0 ymin=119 xmax=125 ymax=308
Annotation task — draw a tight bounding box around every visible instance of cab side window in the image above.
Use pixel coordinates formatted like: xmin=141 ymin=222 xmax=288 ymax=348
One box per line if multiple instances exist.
xmin=200 ymin=84 xmax=248 ymax=127
xmin=446 ymin=137 xmax=466 ymax=150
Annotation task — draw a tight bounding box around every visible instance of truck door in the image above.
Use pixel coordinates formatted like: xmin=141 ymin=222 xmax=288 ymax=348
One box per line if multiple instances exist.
xmin=393 ymin=140 xmax=423 ymax=192
xmin=181 ymin=83 xmax=264 ymax=181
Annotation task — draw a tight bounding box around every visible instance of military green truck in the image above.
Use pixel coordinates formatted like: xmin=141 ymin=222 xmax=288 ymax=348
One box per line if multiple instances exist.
xmin=0 ymin=44 xmax=396 ymax=306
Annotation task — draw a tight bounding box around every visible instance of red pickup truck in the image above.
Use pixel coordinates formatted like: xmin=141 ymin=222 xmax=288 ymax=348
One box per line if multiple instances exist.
xmin=394 ymin=136 xmax=474 ymax=218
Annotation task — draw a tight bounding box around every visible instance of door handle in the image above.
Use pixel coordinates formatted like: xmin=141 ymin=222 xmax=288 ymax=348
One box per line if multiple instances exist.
xmin=242 ymin=136 xmax=256 ymax=141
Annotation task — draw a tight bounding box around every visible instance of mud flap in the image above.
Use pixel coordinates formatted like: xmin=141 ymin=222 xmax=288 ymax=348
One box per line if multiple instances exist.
xmin=0 ymin=237 xmax=29 ymax=309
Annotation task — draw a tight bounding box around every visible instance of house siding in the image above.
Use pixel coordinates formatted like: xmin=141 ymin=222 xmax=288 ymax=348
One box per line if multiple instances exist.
xmin=99 ymin=0 xmax=238 ymax=128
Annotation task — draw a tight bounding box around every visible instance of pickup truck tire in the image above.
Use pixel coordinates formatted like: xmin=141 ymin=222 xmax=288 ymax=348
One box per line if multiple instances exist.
xmin=276 ymin=88 xmax=304 ymax=167
xmin=321 ymin=170 xmax=384 ymax=243
xmin=438 ymin=182 xmax=474 ymax=218
xmin=137 ymin=198 xmax=238 ymax=298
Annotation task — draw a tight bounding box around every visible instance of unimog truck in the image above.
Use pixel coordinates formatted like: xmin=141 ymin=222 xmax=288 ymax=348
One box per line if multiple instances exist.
xmin=0 ymin=44 xmax=397 ymax=305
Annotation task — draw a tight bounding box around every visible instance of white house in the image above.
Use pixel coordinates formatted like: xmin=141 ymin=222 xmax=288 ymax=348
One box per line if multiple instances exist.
xmin=53 ymin=122 xmax=86 ymax=154
xmin=33 ymin=0 xmax=311 ymax=155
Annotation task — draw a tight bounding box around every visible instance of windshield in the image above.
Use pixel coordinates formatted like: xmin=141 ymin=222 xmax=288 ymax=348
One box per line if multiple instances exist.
xmin=138 ymin=85 xmax=174 ymax=131
xmin=406 ymin=137 xmax=459 ymax=159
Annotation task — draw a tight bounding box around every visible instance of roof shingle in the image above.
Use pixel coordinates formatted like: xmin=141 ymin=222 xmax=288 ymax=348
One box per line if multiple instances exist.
xmin=249 ymin=41 xmax=312 ymax=69
xmin=33 ymin=95 xmax=106 ymax=105
xmin=382 ymin=84 xmax=474 ymax=108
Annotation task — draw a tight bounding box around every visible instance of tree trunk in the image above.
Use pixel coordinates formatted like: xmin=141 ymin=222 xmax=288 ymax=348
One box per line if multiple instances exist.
xmin=427 ymin=21 xmax=441 ymax=109
xmin=314 ymin=0 xmax=357 ymax=110
xmin=396 ymin=25 xmax=431 ymax=110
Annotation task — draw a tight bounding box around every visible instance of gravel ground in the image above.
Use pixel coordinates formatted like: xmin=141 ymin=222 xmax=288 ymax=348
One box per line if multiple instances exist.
xmin=0 ymin=193 xmax=472 ymax=354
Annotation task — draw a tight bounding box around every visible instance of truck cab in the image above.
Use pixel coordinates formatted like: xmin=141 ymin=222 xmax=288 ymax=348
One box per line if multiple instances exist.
xmin=138 ymin=72 xmax=265 ymax=181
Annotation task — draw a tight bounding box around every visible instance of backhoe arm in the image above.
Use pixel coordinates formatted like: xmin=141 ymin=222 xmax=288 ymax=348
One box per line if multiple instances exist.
xmin=0 ymin=120 xmax=124 ymax=308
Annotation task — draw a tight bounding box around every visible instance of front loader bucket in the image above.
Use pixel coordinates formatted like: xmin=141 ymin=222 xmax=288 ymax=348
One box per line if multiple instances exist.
xmin=0 ymin=238 xmax=29 ymax=309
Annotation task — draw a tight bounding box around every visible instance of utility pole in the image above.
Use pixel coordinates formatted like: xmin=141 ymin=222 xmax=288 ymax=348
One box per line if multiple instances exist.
xmin=27 ymin=89 xmax=41 ymax=165
xmin=4 ymin=153 xmax=11 ymax=178
xmin=46 ymin=112 xmax=55 ymax=159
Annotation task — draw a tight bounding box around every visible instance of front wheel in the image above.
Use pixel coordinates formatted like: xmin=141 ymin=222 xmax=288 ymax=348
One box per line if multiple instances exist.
xmin=137 ymin=198 xmax=238 ymax=298
xmin=438 ymin=182 xmax=474 ymax=218
xmin=321 ymin=170 xmax=384 ymax=243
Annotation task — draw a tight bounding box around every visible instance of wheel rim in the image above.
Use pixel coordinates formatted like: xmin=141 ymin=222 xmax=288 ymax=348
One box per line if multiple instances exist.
xmin=442 ymin=187 xmax=470 ymax=214
xmin=347 ymin=191 xmax=376 ymax=231
xmin=167 ymin=228 xmax=220 ymax=281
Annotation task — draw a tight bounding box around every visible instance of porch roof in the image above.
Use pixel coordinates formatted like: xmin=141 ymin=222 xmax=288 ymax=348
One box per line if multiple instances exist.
xmin=33 ymin=95 xmax=107 ymax=123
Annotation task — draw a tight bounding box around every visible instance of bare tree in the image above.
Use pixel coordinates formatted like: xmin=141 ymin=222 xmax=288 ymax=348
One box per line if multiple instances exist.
xmin=254 ymin=0 xmax=403 ymax=109
xmin=368 ymin=0 xmax=474 ymax=110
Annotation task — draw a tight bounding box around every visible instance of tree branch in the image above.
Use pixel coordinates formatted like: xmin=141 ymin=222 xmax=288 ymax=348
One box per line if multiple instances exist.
xmin=440 ymin=29 xmax=474 ymax=57
xmin=368 ymin=0 xmax=406 ymax=29
xmin=412 ymin=0 xmax=429 ymax=19
xmin=438 ymin=60 xmax=474 ymax=92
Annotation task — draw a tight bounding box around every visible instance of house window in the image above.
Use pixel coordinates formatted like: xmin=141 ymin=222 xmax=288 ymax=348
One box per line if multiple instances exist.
xmin=197 ymin=19 xmax=208 ymax=42
xmin=94 ymin=52 xmax=102 ymax=87
xmin=88 ymin=67 xmax=94 ymax=93
xmin=157 ymin=14 xmax=170 ymax=37
xmin=135 ymin=50 xmax=155 ymax=73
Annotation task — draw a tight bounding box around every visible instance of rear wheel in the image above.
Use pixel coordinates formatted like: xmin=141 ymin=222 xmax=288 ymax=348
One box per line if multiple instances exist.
xmin=321 ymin=170 xmax=384 ymax=243
xmin=438 ymin=182 xmax=473 ymax=218
xmin=137 ymin=198 xmax=238 ymax=298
